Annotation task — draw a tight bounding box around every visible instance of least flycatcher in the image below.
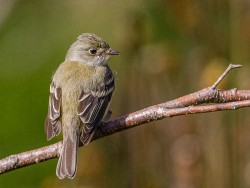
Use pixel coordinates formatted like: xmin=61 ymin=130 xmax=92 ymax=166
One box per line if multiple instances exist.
xmin=44 ymin=33 xmax=120 ymax=179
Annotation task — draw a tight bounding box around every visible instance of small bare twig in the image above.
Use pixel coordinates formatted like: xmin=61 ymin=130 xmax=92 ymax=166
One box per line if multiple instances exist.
xmin=211 ymin=64 xmax=242 ymax=89
xmin=0 ymin=64 xmax=249 ymax=175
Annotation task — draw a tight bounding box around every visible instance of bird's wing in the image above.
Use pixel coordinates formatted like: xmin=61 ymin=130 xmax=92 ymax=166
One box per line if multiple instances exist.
xmin=77 ymin=71 xmax=115 ymax=145
xmin=45 ymin=81 xmax=62 ymax=141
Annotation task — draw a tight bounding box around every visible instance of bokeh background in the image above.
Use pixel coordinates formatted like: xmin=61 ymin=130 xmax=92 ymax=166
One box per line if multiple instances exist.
xmin=0 ymin=0 xmax=250 ymax=187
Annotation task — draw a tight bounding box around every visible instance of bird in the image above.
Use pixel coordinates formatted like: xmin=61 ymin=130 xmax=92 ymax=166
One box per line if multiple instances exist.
xmin=44 ymin=33 xmax=120 ymax=179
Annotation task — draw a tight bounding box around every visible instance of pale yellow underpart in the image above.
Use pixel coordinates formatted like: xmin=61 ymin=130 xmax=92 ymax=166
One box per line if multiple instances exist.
xmin=52 ymin=61 xmax=108 ymax=140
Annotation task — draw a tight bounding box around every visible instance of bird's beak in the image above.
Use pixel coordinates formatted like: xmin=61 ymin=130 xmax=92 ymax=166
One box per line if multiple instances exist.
xmin=106 ymin=48 xmax=120 ymax=55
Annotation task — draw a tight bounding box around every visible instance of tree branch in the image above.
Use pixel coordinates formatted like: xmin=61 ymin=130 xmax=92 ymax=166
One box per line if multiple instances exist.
xmin=1 ymin=64 xmax=249 ymax=175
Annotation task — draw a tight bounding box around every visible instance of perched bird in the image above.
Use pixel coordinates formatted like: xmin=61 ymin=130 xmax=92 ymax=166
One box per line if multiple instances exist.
xmin=44 ymin=33 xmax=120 ymax=179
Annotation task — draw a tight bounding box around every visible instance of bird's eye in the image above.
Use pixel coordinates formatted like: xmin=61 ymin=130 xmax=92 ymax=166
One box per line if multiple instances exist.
xmin=89 ymin=49 xmax=97 ymax=55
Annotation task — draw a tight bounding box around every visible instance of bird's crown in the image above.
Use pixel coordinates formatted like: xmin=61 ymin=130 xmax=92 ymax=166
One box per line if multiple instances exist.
xmin=77 ymin=33 xmax=109 ymax=50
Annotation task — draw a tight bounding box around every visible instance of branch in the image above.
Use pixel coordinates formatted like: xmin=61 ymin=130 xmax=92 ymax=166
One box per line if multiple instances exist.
xmin=211 ymin=64 xmax=242 ymax=89
xmin=0 ymin=64 xmax=249 ymax=175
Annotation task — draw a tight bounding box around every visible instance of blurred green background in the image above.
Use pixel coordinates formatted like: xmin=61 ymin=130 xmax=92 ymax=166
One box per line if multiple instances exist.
xmin=0 ymin=0 xmax=250 ymax=187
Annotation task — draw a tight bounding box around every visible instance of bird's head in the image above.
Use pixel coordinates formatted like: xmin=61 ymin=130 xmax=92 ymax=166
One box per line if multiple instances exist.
xmin=66 ymin=33 xmax=120 ymax=66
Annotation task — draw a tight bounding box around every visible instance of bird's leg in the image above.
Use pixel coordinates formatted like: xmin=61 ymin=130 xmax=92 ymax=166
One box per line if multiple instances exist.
xmin=103 ymin=110 xmax=112 ymax=122
xmin=97 ymin=110 xmax=112 ymax=136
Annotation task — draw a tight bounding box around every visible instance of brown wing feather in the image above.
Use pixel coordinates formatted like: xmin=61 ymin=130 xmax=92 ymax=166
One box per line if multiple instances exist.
xmin=45 ymin=82 xmax=62 ymax=140
xmin=77 ymin=70 xmax=115 ymax=145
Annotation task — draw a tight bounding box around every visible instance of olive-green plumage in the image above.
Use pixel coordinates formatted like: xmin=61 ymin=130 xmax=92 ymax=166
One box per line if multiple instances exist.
xmin=45 ymin=33 xmax=119 ymax=179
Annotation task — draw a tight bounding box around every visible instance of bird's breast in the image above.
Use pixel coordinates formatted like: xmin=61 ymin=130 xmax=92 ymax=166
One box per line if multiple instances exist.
xmin=52 ymin=61 xmax=107 ymax=112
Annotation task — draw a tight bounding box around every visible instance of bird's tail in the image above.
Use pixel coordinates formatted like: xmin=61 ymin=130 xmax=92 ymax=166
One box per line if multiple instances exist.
xmin=56 ymin=131 xmax=79 ymax=179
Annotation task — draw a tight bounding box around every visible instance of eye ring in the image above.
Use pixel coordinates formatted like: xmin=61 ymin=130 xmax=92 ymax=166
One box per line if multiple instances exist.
xmin=88 ymin=49 xmax=97 ymax=55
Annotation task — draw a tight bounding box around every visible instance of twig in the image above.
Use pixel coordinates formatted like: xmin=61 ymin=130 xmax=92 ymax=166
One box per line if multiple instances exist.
xmin=0 ymin=64 xmax=249 ymax=175
xmin=0 ymin=142 xmax=61 ymax=174
xmin=211 ymin=64 xmax=242 ymax=89
xmin=95 ymin=91 xmax=250 ymax=138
